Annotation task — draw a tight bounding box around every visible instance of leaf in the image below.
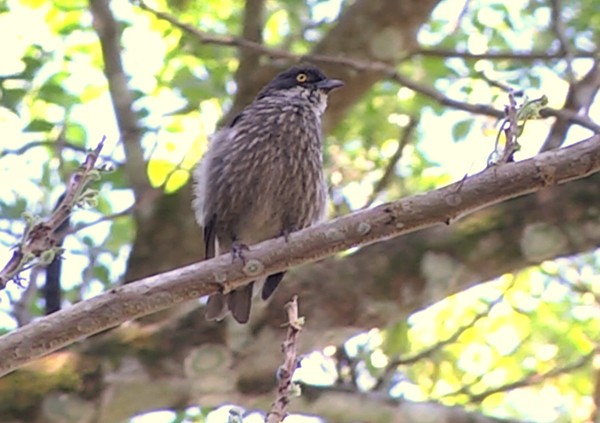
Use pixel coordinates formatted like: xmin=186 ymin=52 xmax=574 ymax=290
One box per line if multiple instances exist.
xmin=65 ymin=123 xmax=87 ymax=146
xmin=23 ymin=119 xmax=55 ymax=132
xmin=147 ymin=158 xmax=175 ymax=188
xmin=383 ymin=320 xmax=410 ymax=357
xmin=164 ymin=168 xmax=191 ymax=193
xmin=93 ymin=264 xmax=110 ymax=284
xmin=105 ymin=216 xmax=134 ymax=255
xmin=3 ymin=198 xmax=29 ymax=220
xmin=1 ymin=88 xmax=28 ymax=112
xmin=452 ymin=120 xmax=472 ymax=142
xmin=38 ymin=82 xmax=78 ymax=105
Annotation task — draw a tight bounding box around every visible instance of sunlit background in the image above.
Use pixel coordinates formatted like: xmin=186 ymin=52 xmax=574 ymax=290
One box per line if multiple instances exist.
xmin=0 ymin=0 xmax=599 ymax=421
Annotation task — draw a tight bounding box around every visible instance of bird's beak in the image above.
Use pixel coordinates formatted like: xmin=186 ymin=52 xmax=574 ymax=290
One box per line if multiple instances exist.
xmin=316 ymin=79 xmax=344 ymax=92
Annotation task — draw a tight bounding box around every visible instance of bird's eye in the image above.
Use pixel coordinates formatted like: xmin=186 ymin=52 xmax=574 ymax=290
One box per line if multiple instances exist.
xmin=296 ymin=73 xmax=308 ymax=83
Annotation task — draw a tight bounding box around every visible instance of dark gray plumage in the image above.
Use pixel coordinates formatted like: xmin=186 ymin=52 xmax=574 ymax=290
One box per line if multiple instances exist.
xmin=193 ymin=65 xmax=343 ymax=323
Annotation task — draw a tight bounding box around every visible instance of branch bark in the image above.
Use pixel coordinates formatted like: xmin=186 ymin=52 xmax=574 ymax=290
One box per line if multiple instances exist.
xmin=1 ymin=134 xmax=599 ymax=377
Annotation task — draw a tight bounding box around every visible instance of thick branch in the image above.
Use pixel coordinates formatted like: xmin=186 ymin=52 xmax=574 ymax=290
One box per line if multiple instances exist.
xmin=1 ymin=135 xmax=599 ymax=376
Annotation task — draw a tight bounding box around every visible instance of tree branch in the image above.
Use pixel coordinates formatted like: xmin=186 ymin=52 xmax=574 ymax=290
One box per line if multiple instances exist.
xmin=549 ymin=0 xmax=576 ymax=83
xmin=465 ymin=347 xmax=596 ymax=403
xmin=0 ymin=139 xmax=105 ymax=289
xmin=411 ymin=48 xmax=597 ymax=61
xmin=541 ymin=59 xmax=600 ymax=151
xmin=89 ymin=0 xmax=150 ymax=199
xmin=234 ymin=0 xmax=266 ymax=111
xmin=364 ymin=116 xmax=418 ymax=208
xmin=298 ymin=384 xmax=523 ymax=423
xmin=0 ymin=139 xmax=118 ymax=164
xmin=0 ymin=134 xmax=599 ymax=376
xmin=134 ymin=0 xmax=600 ymax=134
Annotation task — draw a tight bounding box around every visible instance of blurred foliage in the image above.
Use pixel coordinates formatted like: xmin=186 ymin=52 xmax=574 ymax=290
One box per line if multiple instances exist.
xmin=331 ymin=254 xmax=600 ymax=423
xmin=0 ymin=0 xmax=598 ymax=422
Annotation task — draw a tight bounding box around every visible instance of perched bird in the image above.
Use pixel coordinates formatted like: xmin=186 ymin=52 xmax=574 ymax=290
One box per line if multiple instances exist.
xmin=193 ymin=64 xmax=343 ymax=324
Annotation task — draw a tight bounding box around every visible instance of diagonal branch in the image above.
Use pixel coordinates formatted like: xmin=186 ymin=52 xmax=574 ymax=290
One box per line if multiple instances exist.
xmin=0 ymin=134 xmax=599 ymax=377
xmin=364 ymin=116 xmax=418 ymax=208
xmin=411 ymin=48 xmax=597 ymax=61
xmin=549 ymin=0 xmax=575 ymax=83
xmin=466 ymin=347 xmax=596 ymax=403
xmin=89 ymin=0 xmax=150 ymax=199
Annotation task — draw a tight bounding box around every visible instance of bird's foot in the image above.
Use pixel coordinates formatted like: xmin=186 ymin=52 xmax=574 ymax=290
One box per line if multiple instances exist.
xmin=231 ymin=241 xmax=250 ymax=264
xmin=281 ymin=227 xmax=295 ymax=243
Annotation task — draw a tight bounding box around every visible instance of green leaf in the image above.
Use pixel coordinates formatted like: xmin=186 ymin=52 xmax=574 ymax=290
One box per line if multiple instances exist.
xmin=105 ymin=216 xmax=134 ymax=255
xmin=38 ymin=82 xmax=78 ymax=105
xmin=452 ymin=120 xmax=472 ymax=142
xmin=93 ymin=264 xmax=110 ymax=284
xmin=24 ymin=119 xmax=55 ymax=132
xmin=1 ymin=88 xmax=28 ymax=112
xmin=383 ymin=320 xmax=410 ymax=357
xmin=3 ymin=198 xmax=29 ymax=220
xmin=65 ymin=123 xmax=87 ymax=146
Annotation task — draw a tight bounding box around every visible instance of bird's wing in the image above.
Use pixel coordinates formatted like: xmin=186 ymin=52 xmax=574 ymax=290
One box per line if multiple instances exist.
xmin=203 ymin=213 xmax=217 ymax=260
xmin=228 ymin=109 xmax=247 ymax=128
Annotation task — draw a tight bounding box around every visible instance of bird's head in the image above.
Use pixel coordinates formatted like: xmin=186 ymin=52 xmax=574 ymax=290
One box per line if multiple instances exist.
xmin=257 ymin=65 xmax=344 ymax=103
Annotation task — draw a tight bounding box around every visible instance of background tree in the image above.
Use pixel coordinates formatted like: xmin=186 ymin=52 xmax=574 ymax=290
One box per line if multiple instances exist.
xmin=0 ymin=0 xmax=599 ymax=422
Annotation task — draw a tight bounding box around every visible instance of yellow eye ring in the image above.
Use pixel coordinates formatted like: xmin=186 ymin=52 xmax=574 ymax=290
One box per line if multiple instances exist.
xmin=296 ymin=73 xmax=308 ymax=83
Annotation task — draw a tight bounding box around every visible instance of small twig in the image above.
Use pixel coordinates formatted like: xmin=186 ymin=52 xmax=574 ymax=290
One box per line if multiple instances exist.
xmin=266 ymin=296 xmax=304 ymax=423
xmin=0 ymin=140 xmax=84 ymax=159
xmin=489 ymin=88 xmax=549 ymax=165
xmin=364 ymin=116 xmax=418 ymax=208
xmin=450 ymin=0 xmax=472 ymax=35
xmin=465 ymin=347 xmax=596 ymax=403
xmin=0 ymin=139 xmax=119 ymax=165
xmin=0 ymin=138 xmax=106 ymax=290
xmin=9 ymin=266 xmax=41 ymax=326
xmin=68 ymin=206 xmax=133 ymax=235
xmin=502 ymin=90 xmax=520 ymax=163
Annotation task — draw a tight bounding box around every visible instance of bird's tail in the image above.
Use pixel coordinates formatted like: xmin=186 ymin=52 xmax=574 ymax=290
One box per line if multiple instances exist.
xmin=205 ymin=283 xmax=254 ymax=324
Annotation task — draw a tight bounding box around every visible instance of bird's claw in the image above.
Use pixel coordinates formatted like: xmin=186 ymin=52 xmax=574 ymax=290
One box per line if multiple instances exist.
xmin=231 ymin=241 xmax=250 ymax=264
xmin=281 ymin=228 xmax=294 ymax=243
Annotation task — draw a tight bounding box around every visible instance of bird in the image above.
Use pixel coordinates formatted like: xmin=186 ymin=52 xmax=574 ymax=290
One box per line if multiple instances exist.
xmin=192 ymin=64 xmax=343 ymax=324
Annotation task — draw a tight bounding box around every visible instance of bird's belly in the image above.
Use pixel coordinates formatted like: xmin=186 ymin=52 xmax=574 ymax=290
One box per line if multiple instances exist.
xmin=235 ymin=201 xmax=284 ymax=244
xmin=234 ymin=167 xmax=322 ymax=244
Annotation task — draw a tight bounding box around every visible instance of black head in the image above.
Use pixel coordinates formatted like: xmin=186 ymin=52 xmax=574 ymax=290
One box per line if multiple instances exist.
xmin=257 ymin=65 xmax=344 ymax=99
